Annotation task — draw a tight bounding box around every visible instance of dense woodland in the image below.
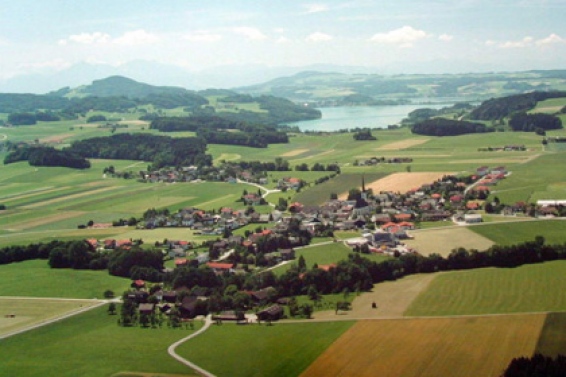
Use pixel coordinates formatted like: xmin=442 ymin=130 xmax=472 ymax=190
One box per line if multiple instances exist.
xmin=508 ymin=112 xmax=563 ymax=132
xmin=411 ymin=118 xmax=493 ymax=136
xmin=150 ymin=115 xmax=289 ymax=148
xmin=469 ymin=91 xmax=566 ymax=120
xmin=4 ymin=146 xmax=90 ymax=169
xmin=501 ymin=354 xmax=566 ymax=377
xmin=67 ymin=133 xmax=211 ymax=169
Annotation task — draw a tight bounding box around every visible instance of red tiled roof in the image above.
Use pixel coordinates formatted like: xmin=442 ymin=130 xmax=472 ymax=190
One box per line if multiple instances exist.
xmin=318 ymin=263 xmax=337 ymax=272
xmin=206 ymin=262 xmax=233 ymax=270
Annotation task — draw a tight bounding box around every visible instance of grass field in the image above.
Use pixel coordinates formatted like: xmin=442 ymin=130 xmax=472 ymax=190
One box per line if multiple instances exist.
xmin=301 ymin=315 xmax=545 ymax=377
xmin=271 ymin=242 xmax=390 ymax=276
xmin=0 ymin=305 xmax=200 ymax=377
xmin=294 ymin=172 xmax=388 ymax=206
xmin=0 ymin=259 xmax=130 ymax=298
xmin=405 ymin=261 xmax=566 ymax=316
xmin=0 ymin=297 xmax=101 ymax=336
xmin=534 ymin=312 xmax=566 ymax=357
xmin=404 ymin=226 xmax=495 ymax=256
xmin=470 ymin=219 xmax=566 ymax=245
xmin=176 ymin=321 xmax=355 ymax=377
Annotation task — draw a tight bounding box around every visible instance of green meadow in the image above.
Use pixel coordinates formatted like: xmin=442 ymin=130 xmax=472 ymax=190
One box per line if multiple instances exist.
xmin=176 ymin=321 xmax=354 ymax=377
xmin=405 ymin=260 xmax=566 ymax=316
xmin=0 ymin=259 xmax=129 ymax=298
xmin=0 ymin=305 xmax=201 ymax=377
xmin=272 ymin=242 xmax=391 ymax=276
xmin=470 ymin=219 xmax=566 ymax=246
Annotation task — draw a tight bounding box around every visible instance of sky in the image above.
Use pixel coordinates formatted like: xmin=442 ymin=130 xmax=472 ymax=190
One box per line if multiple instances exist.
xmin=1 ymin=0 xmax=566 ymax=80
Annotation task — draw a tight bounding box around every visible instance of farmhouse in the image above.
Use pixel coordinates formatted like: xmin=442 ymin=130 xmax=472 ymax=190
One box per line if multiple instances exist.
xmin=256 ymin=304 xmax=284 ymax=322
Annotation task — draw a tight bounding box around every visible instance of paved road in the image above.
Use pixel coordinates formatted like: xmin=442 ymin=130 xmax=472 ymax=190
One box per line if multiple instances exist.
xmin=236 ymin=179 xmax=281 ymax=198
xmin=167 ymin=315 xmax=216 ymax=377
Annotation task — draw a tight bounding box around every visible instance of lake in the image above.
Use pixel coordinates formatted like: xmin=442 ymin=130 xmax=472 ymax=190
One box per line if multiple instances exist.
xmin=290 ymin=103 xmax=453 ymax=132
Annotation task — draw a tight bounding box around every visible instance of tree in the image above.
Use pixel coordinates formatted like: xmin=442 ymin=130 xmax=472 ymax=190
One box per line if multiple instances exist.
xmin=297 ymin=255 xmax=307 ymax=272
xmin=108 ymin=302 xmax=117 ymax=315
xmin=307 ymin=285 xmax=321 ymax=306
xmin=301 ymin=304 xmax=313 ymax=319
xmin=104 ymin=290 xmax=115 ymax=299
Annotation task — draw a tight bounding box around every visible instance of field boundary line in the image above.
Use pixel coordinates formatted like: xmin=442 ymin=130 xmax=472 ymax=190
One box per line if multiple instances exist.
xmin=167 ymin=315 xmax=216 ymax=377
xmin=0 ymin=298 xmax=106 ymax=340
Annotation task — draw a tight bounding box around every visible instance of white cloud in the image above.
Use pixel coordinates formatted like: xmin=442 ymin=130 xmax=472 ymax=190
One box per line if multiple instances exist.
xmin=369 ymin=26 xmax=428 ymax=47
xmin=58 ymin=30 xmax=158 ymax=46
xmin=184 ymin=31 xmax=222 ymax=42
xmin=302 ymin=4 xmax=329 ymax=14
xmin=233 ymin=27 xmax=267 ymax=40
xmin=60 ymin=32 xmax=111 ymax=45
xmin=438 ymin=34 xmax=454 ymax=42
xmin=276 ymin=36 xmax=291 ymax=44
xmin=306 ymin=32 xmax=333 ymax=42
xmin=486 ymin=34 xmax=564 ymax=49
xmin=536 ymin=33 xmax=564 ymax=45
xmin=113 ymin=30 xmax=159 ymax=45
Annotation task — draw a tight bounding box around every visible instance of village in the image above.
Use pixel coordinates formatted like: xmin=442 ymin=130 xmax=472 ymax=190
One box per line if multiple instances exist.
xmin=81 ymin=163 xmax=566 ymax=326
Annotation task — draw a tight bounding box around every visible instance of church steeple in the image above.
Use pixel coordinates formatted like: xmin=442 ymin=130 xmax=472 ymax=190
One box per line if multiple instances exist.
xmin=361 ymin=173 xmax=366 ymax=193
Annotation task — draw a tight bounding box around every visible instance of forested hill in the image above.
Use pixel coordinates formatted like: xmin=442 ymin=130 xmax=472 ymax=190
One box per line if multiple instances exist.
xmin=0 ymin=76 xmax=320 ymax=124
xmin=469 ymin=91 xmax=566 ymax=120
xmin=52 ymin=76 xmax=199 ymax=100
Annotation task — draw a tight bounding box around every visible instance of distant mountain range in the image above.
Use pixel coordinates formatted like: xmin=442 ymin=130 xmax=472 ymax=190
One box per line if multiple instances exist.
xmin=0 ymin=60 xmax=377 ymax=94
xmin=2 ymin=61 xmax=566 ymax=106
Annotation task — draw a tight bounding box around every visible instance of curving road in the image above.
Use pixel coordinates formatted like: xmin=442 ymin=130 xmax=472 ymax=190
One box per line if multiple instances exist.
xmin=167 ymin=315 xmax=216 ymax=377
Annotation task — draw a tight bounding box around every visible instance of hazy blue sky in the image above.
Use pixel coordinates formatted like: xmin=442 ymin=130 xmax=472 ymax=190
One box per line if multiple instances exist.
xmin=1 ymin=0 xmax=565 ymax=78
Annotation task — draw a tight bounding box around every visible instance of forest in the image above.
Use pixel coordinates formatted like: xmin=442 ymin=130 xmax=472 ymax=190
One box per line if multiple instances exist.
xmin=4 ymin=146 xmax=90 ymax=169
xmin=469 ymin=91 xmax=566 ymax=120
xmin=411 ymin=118 xmax=492 ymax=136
xmin=67 ymin=133 xmax=211 ymax=169
xmin=508 ymin=112 xmax=563 ymax=132
xmin=150 ymin=115 xmax=289 ymax=147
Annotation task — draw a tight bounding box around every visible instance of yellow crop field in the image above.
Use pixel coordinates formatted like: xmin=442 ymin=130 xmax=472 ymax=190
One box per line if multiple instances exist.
xmin=301 ymin=314 xmax=546 ymax=377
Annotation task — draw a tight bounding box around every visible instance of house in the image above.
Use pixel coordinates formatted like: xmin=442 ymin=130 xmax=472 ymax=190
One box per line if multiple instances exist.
xmin=464 ymin=214 xmax=482 ymax=223
xmin=206 ymin=262 xmax=235 ymax=274
xmin=476 ymin=166 xmax=489 ymax=176
xmin=138 ymin=303 xmax=155 ymax=315
xmin=256 ymin=304 xmax=284 ymax=322
xmin=249 ymin=287 xmax=276 ymax=304
xmin=212 ymin=310 xmax=245 ymax=322
xmin=162 ymin=291 xmax=178 ymax=303
xmin=280 ymin=248 xmax=295 ymax=261
xmin=369 ymin=231 xmax=398 ymax=247
xmin=179 ymin=296 xmax=199 ymax=319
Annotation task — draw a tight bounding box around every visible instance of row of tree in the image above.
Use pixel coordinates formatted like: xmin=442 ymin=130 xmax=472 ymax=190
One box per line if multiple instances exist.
xmin=4 ymin=146 xmax=91 ymax=169
xmin=7 ymin=111 xmax=62 ymax=125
